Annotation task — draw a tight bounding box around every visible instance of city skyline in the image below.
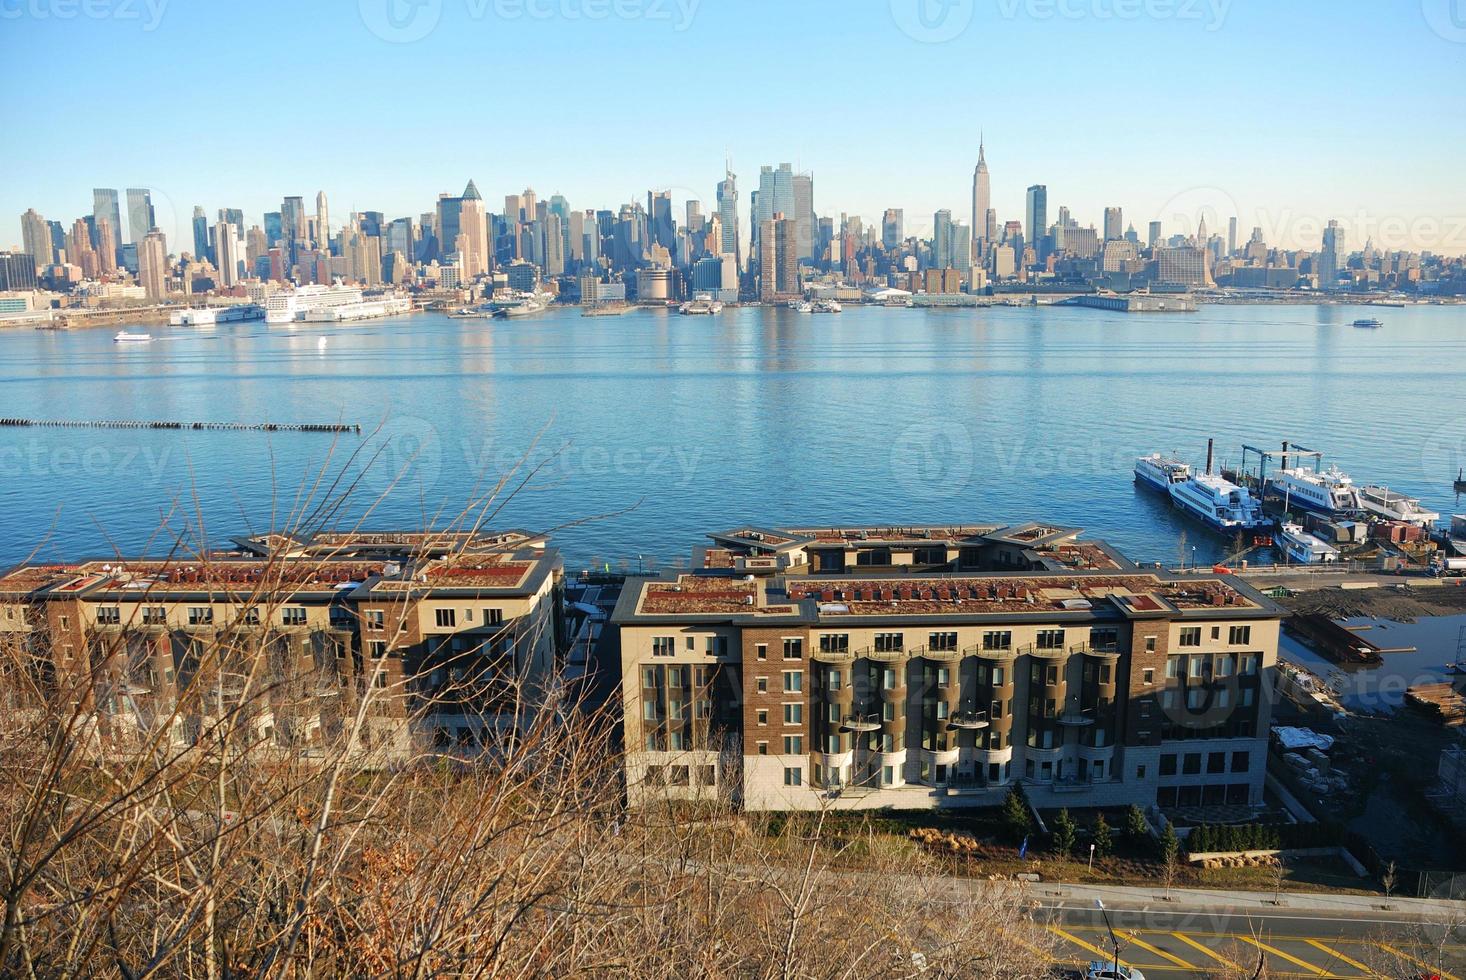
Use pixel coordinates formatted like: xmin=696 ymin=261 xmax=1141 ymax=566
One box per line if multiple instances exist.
xmin=3 ymin=0 xmax=1464 ymax=254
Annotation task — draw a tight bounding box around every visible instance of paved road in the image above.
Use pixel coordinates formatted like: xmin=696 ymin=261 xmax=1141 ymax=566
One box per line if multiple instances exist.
xmin=1036 ymin=900 xmax=1465 ymax=978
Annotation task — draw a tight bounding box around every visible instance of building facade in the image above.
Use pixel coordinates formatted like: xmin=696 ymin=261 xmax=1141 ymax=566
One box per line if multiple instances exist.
xmin=613 ymin=523 xmax=1281 ymax=813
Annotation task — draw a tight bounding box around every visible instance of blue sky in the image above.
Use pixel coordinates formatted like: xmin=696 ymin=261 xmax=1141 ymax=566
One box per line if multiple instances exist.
xmin=3 ymin=0 xmax=1464 ymax=254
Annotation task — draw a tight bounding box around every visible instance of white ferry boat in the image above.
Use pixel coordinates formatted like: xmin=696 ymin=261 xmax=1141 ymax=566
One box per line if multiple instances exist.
xmin=1353 ymin=317 xmax=1383 ymax=329
xmin=790 ymin=300 xmax=814 ymax=314
xmin=813 ymin=299 xmax=843 ymax=314
xmin=1169 ymin=472 xmax=1269 ymax=531
xmin=1267 ymin=466 xmax=1362 ymax=517
xmin=265 ymin=285 xmax=364 ymax=324
xmin=490 ymin=290 xmax=551 ymax=318
xmin=113 ymin=331 xmax=152 ymax=343
xmin=301 ymin=297 xmax=411 ymax=322
xmin=1274 ymin=522 xmax=1340 ymax=564
xmin=678 ymin=294 xmax=724 ymax=315
xmin=1134 ymin=454 xmax=1192 ymax=492
xmin=168 ymin=304 xmax=264 ymax=326
xmin=1358 ymin=485 xmax=1440 ymax=526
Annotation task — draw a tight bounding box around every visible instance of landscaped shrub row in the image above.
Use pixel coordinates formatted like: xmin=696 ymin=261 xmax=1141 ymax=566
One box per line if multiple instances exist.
xmin=1185 ymin=822 xmax=1345 ymax=855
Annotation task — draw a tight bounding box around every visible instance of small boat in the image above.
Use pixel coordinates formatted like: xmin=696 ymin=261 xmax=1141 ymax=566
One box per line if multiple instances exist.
xmin=791 ymin=301 xmax=813 ymax=314
xmin=678 ymin=294 xmax=723 ymax=316
xmin=812 ymin=299 xmax=843 ymax=314
xmin=1274 ymin=522 xmax=1340 ymax=564
xmin=114 ymin=331 xmax=152 ymax=343
xmin=1134 ymin=453 xmax=1192 ymax=492
xmin=1358 ymin=485 xmax=1440 ymax=526
xmin=1353 ymin=317 xmax=1383 ymax=329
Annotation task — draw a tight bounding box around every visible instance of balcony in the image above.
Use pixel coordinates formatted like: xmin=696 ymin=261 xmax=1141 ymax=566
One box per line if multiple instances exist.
xmin=1029 ymin=644 xmax=1066 ymax=660
xmin=858 ymin=645 xmax=910 ymax=664
xmin=840 ymin=714 xmax=881 ymax=732
xmin=1072 ymin=642 xmax=1122 ymax=659
xmin=911 ymin=645 xmax=962 ymax=664
xmin=811 ymin=647 xmax=855 ymax=665
xmin=964 ymin=643 xmax=1018 ymax=661
xmin=1058 ymin=710 xmax=1096 ymax=727
xmin=948 ymin=710 xmax=990 ymax=730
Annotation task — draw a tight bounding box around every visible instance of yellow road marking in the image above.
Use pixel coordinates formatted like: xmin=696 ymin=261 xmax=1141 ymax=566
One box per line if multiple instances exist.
xmin=1238 ymin=936 xmax=1329 ymax=976
xmin=1117 ymin=930 xmax=1200 ymax=971
xmin=1376 ymin=942 xmax=1459 ymax=980
xmin=1305 ymin=939 xmax=1378 ymax=976
xmin=1046 ymin=925 xmax=1139 ymax=969
xmin=1171 ymin=931 xmax=1243 ymax=970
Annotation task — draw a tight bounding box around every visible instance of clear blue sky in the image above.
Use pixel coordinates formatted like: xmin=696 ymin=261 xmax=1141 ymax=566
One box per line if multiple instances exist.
xmin=3 ymin=0 xmax=1464 ymax=254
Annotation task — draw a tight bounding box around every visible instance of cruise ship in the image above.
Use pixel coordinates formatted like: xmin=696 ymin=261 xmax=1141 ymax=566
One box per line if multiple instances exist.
xmin=1274 ymin=522 xmax=1340 ymax=564
xmin=264 ymin=285 xmax=364 ymax=324
xmin=490 ymin=290 xmax=551 ymax=318
xmin=1169 ymin=472 xmax=1269 ymax=531
xmin=1358 ymin=485 xmax=1440 ymax=526
xmin=678 ymin=294 xmax=724 ymax=315
xmin=301 ymin=296 xmax=411 ymax=322
xmin=168 ymin=304 xmax=265 ymax=326
xmin=1267 ymin=465 xmax=1363 ymax=518
xmin=1134 ymin=454 xmax=1192 ymax=492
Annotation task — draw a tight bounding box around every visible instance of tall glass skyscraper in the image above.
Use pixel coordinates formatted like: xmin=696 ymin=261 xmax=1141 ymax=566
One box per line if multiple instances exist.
xmin=92 ymin=188 xmax=122 ymax=256
xmin=716 ymin=165 xmax=739 ymax=266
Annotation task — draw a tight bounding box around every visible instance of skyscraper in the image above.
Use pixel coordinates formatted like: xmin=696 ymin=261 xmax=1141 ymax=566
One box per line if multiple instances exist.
xmin=1228 ymin=216 xmax=1238 ymax=257
xmin=459 ymin=179 xmax=489 ymax=277
xmin=316 ymin=191 xmax=330 ymax=251
xmin=192 ymin=206 xmax=212 ymax=263
xmin=754 ymin=164 xmax=796 ymax=255
xmin=882 ymin=209 xmax=904 ymax=251
xmin=125 ymin=188 xmax=155 ymax=243
xmin=20 ymin=208 xmax=51 ymax=273
xmin=932 ymin=209 xmax=954 ymax=269
xmin=791 ymin=171 xmax=814 ymax=261
xmin=137 ymin=229 xmax=168 ymax=298
xmin=281 ymin=196 xmax=305 ymax=268
xmin=1024 ymin=185 xmax=1047 ymax=253
xmin=93 ymin=188 xmax=122 ymax=258
xmin=1319 ymin=219 xmax=1345 ymax=291
xmin=1103 ymin=207 xmax=1124 ymax=241
xmin=1147 ymin=221 xmax=1163 ymax=249
xmin=716 ymin=164 xmax=740 ymax=266
xmin=971 ymin=135 xmax=990 ymax=252
xmin=648 ymin=190 xmax=675 ymax=251
xmin=214 ymin=220 xmax=241 ymax=287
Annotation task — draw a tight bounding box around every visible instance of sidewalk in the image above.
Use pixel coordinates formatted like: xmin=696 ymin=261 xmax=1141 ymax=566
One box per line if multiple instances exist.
xmin=1031 ymin=879 xmax=1465 ymax=919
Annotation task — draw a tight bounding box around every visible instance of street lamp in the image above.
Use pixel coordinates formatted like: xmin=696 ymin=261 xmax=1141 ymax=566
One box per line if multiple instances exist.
xmin=1095 ymin=899 xmax=1121 ymax=977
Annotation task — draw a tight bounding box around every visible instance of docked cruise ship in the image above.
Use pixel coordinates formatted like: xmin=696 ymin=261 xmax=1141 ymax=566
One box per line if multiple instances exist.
xmin=168 ymin=304 xmax=265 ymax=326
xmin=265 ymin=285 xmax=364 ymax=324
xmin=1134 ymin=454 xmax=1192 ymax=492
xmin=1274 ymin=522 xmax=1340 ymax=564
xmin=1358 ymin=485 xmax=1440 ymax=526
xmin=1169 ymin=472 xmax=1269 ymax=531
xmin=1266 ymin=466 xmax=1363 ymax=518
xmin=300 ymin=296 xmax=412 ymax=322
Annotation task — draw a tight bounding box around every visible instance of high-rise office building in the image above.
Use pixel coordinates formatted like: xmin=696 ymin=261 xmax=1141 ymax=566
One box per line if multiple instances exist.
xmin=971 ymin=136 xmax=990 ymax=251
xmin=125 ymin=188 xmax=155 ymax=244
xmin=755 ymin=164 xmax=796 ymax=254
xmin=881 ymin=209 xmax=904 ymax=251
xmin=1103 ymin=207 xmax=1124 ymax=241
xmin=0 ymin=251 xmax=39 ymax=291
xmin=932 ymin=209 xmax=954 ymax=269
xmin=20 ymin=209 xmax=52 ymax=273
xmin=281 ymin=196 xmax=305 ymax=269
xmin=316 ymin=191 xmax=330 ymax=251
xmin=459 ymin=180 xmax=489 ymax=277
xmin=1024 ymin=185 xmax=1047 ymax=253
xmin=1147 ymin=221 xmax=1163 ymax=249
xmin=791 ymin=172 xmax=814 ymax=261
xmin=1228 ymin=216 xmax=1238 ymax=257
xmin=191 ymin=207 xmax=212 ymax=263
xmin=94 ymin=219 xmax=117 ymax=275
xmin=543 ymin=212 xmax=565 ymax=276
xmin=649 ymin=190 xmax=675 ymax=250
xmin=214 ymin=221 xmax=242 ymax=287
xmin=92 ymin=188 xmax=123 ymax=257
xmin=1319 ymin=220 xmax=1345 ymax=291
xmin=137 ymin=229 xmax=169 ymax=298
xmin=716 ymin=165 xmax=740 ymax=266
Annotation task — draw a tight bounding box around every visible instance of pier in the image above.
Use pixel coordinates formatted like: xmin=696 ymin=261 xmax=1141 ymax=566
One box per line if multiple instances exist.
xmin=0 ymin=418 xmax=361 ymax=434
xmin=1284 ymin=613 xmax=1383 ymax=664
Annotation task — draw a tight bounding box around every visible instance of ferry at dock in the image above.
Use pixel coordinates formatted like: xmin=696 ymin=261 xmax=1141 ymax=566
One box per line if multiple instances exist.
xmin=1168 ymin=472 xmax=1269 ymax=531
xmin=169 ymin=304 xmax=265 ymax=326
xmin=1274 ymin=522 xmax=1340 ymax=564
xmin=1267 ymin=465 xmax=1362 ymax=518
xmin=1134 ymin=454 xmax=1192 ymax=492
xmin=1358 ymin=485 xmax=1440 ymax=526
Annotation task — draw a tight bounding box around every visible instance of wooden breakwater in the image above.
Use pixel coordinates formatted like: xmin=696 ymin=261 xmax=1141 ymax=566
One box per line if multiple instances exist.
xmin=0 ymin=418 xmax=361 ymax=434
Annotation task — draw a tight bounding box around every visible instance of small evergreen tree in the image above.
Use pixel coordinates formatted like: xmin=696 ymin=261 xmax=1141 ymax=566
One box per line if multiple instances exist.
xmin=1052 ymin=808 xmax=1077 ymax=857
xmin=1124 ymin=804 xmax=1149 ymax=842
xmin=1159 ymin=821 xmax=1180 ymax=865
xmin=1001 ymin=785 xmax=1032 ymax=843
xmin=1092 ymin=813 xmax=1114 ymax=859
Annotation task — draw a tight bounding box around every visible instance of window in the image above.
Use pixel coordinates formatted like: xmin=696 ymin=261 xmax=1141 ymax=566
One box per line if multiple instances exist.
xmin=1232 ymin=751 xmax=1250 ymax=773
xmin=783 ymin=703 xmax=803 ymax=725
xmin=882 ymin=765 xmax=895 ymax=786
xmin=1142 ymin=667 xmax=1155 ymax=685
xmin=686 ymin=636 xmax=695 ymax=650
xmin=434 ymin=608 xmax=457 ymax=629
xmin=645 ymin=766 xmax=665 ymax=786
xmin=756 ymin=677 xmax=768 ymax=694
xmin=783 ymin=735 xmax=803 ymax=754
xmin=783 ymin=638 xmax=803 ymax=660
xmin=783 ymin=767 xmax=803 ymax=787
xmin=756 ymin=643 xmax=767 ymax=661
xmin=756 ymin=740 xmax=768 ymax=755
xmin=697 ymin=765 xmax=716 ymax=787
xmin=1178 ymin=627 xmax=1202 ymax=647
xmin=188 ymin=607 xmax=213 ymax=626
xmin=826 ymin=669 xmax=842 ymax=691
xmin=282 ymin=607 xmax=307 ymax=626
xmin=1145 ymin=636 xmax=1157 ymax=652
xmin=242 ymin=608 xmax=260 ymax=626
xmin=875 ymin=632 xmax=904 ymax=653
xmin=1240 ymin=653 xmax=1259 ymax=676
xmin=485 ymin=608 xmax=504 ymax=625
xmin=652 ymin=636 xmax=676 ymax=657
xmin=97 ymin=606 xmax=121 ymax=625
xmin=1211 ymin=626 xmax=1222 ymax=640
xmin=1160 ymin=754 xmax=1177 ymax=776
xmin=818 ymin=634 xmax=849 ymax=654
xmin=1089 ymin=628 xmax=1118 ymax=650
xmin=1136 ymin=764 xmax=1147 ymax=779
xmin=1037 ymin=629 xmax=1065 ymax=650
xmin=705 ymin=636 xmax=728 ymax=657
xmin=929 ymin=631 xmax=958 ymax=652
xmin=1229 ymin=625 xmax=1252 ymax=645
xmin=983 ymin=631 xmax=1012 ymax=651
xmin=368 ymin=641 xmax=386 ymax=658
xmin=1183 ymin=753 xmax=1202 ymax=775
xmin=142 ymin=606 xmax=166 ymax=625
xmin=757 ymin=708 xmax=768 ymax=726
xmin=882 ymin=668 xmax=900 ymax=691
xmin=1207 ymin=752 xmax=1227 ymax=774
xmin=669 ymin=766 xmax=690 ymax=787
xmin=642 ymin=701 xmax=658 ymax=721
xmin=1216 ymin=654 xmax=1236 ymax=677
xmin=782 ymin=670 xmax=803 ymax=693
xmin=642 ymin=667 xmax=658 ymax=689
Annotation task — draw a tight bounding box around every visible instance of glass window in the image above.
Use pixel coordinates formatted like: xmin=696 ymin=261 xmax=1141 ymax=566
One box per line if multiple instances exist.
xmin=983 ymin=631 xmax=1012 ymax=651
xmin=1229 ymin=625 xmax=1252 ymax=645
xmin=783 ymin=766 xmax=802 ymax=786
xmin=782 ymin=670 xmax=803 ymax=693
xmin=783 ymin=735 xmax=803 ymax=754
xmin=818 ymin=634 xmax=849 ymax=653
xmin=1183 ymin=753 xmax=1202 ymax=775
xmin=1160 ymin=754 xmax=1177 ymax=776
xmin=783 ymin=638 xmax=803 ymax=659
xmin=435 ymin=608 xmax=457 ymax=629
xmin=783 ymin=703 xmax=803 ymax=724
xmin=1178 ymin=627 xmax=1202 ymax=647
xmin=652 ymin=636 xmax=676 ymax=657
xmin=875 ymin=632 xmax=904 ymax=653
xmin=1037 ymin=629 xmax=1065 ymax=650
xmin=929 ymin=631 xmax=958 ymax=651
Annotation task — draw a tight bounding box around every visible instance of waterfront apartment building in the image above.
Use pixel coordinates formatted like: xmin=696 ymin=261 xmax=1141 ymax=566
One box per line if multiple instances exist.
xmin=0 ymin=529 xmax=566 ymax=760
xmin=613 ymin=523 xmax=1282 ymax=813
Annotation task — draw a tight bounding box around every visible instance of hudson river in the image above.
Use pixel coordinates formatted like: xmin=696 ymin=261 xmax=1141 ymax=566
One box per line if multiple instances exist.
xmin=1 ymin=302 xmax=1462 ymax=570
